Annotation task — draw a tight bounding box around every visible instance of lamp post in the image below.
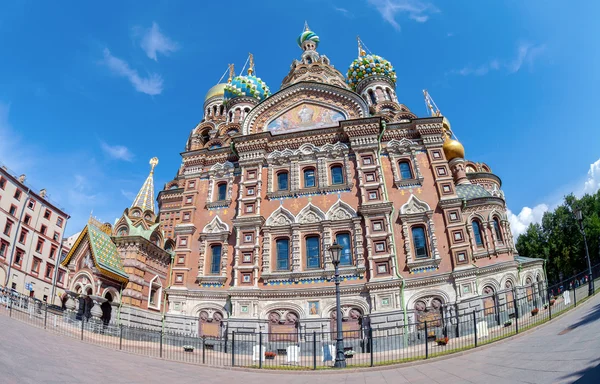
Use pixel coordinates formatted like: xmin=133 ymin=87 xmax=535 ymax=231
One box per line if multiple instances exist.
xmin=329 ymin=242 xmax=346 ymax=368
xmin=573 ymin=208 xmax=594 ymax=296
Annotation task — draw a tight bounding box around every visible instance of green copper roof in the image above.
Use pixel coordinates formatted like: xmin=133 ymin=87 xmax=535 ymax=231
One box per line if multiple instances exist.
xmin=515 ymin=255 xmax=545 ymax=264
xmin=125 ymin=215 xmax=160 ymax=241
xmin=456 ymin=184 xmax=492 ymax=200
xmin=87 ymin=224 xmax=128 ymax=279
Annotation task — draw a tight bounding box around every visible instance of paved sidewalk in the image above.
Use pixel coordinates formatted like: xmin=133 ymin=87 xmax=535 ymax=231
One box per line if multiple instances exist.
xmin=1 ymin=295 xmax=600 ymax=384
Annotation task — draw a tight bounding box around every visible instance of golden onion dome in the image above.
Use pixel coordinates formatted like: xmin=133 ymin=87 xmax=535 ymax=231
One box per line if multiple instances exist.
xmin=204 ymin=83 xmax=227 ymax=102
xmin=443 ymin=136 xmax=465 ymax=161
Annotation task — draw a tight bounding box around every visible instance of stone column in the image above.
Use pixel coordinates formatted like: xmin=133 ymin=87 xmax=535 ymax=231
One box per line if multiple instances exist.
xmin=88 ymin=295 xmax=107 ymax=332
xmin=64 ymin=291 xmax=78 ymax=322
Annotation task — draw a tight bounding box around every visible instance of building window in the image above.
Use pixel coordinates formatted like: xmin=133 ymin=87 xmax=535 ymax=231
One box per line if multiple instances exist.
xmin=372 ymin=220 xmax=383 ymax=231
xmin=185 ymin=196 xmax=193 ymax=204
xmin=0 ymin=241 xmax=8 ymax=258
xmin=412 ymin=226 xmax=429 ymax=259
xmin=183 ymin=212 xmax=190 ymax=221
xmin=245 ymin=203 xmax=254 ymax=213
xmin=365 ymin=172 xmax=376 ymax=182
xmin=3 ymin=220 xmax=13 ymax=236
xmin=175 ymin=274 xmax=184 ymax=284
xmin=441 ymin=184 xmax=452 ymax=194
xmin=188 ymin=181 xmax=196 ymax=189
xmin=32 ymin=258 xmax=41 ymax=274
xmin=399 ymin=161 xmax=413 ymax=179
xmin=14 ymin=249 xmax=24 ymax=265
xmin=53 ymin=232 xmax=59 ymax=241
xmin=0 ymin=177 xmax=5 ymax=189
xmin=331 ymin=165 xmax=344 ymax=185
xmin=36 ymin=239 xmax=44 ymax=253
xmin=456 ymin=251 xmax=467 ymax=263
xmin=40 ymin=225 xmax=47 ymax=235
xmin=45 ymin=264 xmax=54 ymax=279
xmin=24 ymin=214 xmax=31 ymax=226
xmin=374 ymin=241 xmax=386 ymax=253
xmin=472 ymin=220 xmax=484 ymax=246
xmin=277 ymin=171 xmax=289 ymax=191
xmin=217 ymin=183 xmax=227 ymax=201
xmin=305 ymin=236 xmax=320 ymax=269
xmin=493 ymin=218 xmax=503 ymax=242
xmin=377 ymin=262 xmax=389 ymax=275
xmin=453 ymin=231 xmax=464 ymax=242
xmin=362 ymin=156 xmax=373 ymax=165
xmin=14 ymin=189 xmax=22 ymax=201
xmin=336 ymin=233 xmax=352 ymax=265
xmin=247 ymin=170 xmax=257 ymax=180
xmin=275 ymin=238 xmax=290 ymax=270
xmin=210 ymin=244 xmax=222 ymax=274
xmin=49 ymin=247 xmax=57 ymax=260
xmin=177 ymin=255 xmax=185 ymax=265
xmin=436 ymin=166 xmax=447 ymax=176
xmin=18 ymin=229 xmax=27 ymax=244
xmin=303 ymin=168 xmax=316 ymax=188
xmin=448 ymin=211 xmax=459 ymax=222
xmin=44 ymin=209 xmax=51 ymax=219
xmin=247 ymin=187 xmax=255 ymax=196
xmin=368 ymin=190 xmax=379 ymax=200
xmin=27 ymin=199 xmax=36 ymax=209
xmin=57 ymin=270 xmax=65 ymax=284
xmin=432 ymin=150 xmax=442 ymax=159
xmin=242 ymin=252 xmax=252 ymax=263
xmin=241 ymin=273 xmax=252 ymax=284
xmin=244 ymin=233 xmax=253 ymax=243
xmin=9 ymin=205 xmax=17 ymax=216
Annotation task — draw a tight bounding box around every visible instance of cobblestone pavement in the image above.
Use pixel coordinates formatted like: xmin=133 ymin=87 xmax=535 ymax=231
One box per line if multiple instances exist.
xmin=1 ymin=295 xmax=600 ymax=384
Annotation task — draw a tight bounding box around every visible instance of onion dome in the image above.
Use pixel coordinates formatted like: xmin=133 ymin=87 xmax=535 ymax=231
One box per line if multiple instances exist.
xmin=224 ymin=75 xmax=270 ymax=102
xmin=346 ymin=54 xmax=397 ymax=92
xmin=297 ymin=28 xmax=320 ymax=50
xmin=443 ymin=136 xmax=465 ymax=161
xmin=204 ymin=83 xmax=227 ymax=102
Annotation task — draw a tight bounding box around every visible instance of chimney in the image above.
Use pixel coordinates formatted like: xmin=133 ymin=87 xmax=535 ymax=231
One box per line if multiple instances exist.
xmin=18 ymin=174 xmax=26 ymax=183
xmin=39 ymin=189 xmax=47 ymax=198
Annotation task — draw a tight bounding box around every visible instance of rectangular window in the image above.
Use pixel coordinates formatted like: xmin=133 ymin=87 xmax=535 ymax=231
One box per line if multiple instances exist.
xmin=336 ymin=233 xmax=352 ymax=265
xmin=277 ymin=172 xmax=289 ymax=190
xmin=188 ymin=181 xmax=196 ymax=189
xmin=432 ymin=150 xmax=442 ymax=159
xmin=175 ymin=274 xmax=184 ymax=284
xmin=448 ymin=211 xmax=459 ymax=222
xmin=247 ymin=170 xmax=257 ymax=180
xmin=44 ymin=209 xmax=51 ymax=219
xmin=53 ymin=232 xmax=59 ymax=241
xmin=185 ymin=195 xmax=193 ymax=204
xmin=32 ymin=258 xmax=41 ymax=274
xmin=14 ymin=249 xmax=24 ymax=265
xmin=24 ymin=215 xmax=31 ymax=225
xmin=217 ymin=183 xmax=227 ymax=201
xmin=242 ymin=273 xmax=251 ymax=284
xmin=18 ymin=229 xmax=27 ymax=244
xmin=456 ymin=252 xmax=467 ymax=263
xmin=412 ymin=227 xmax=429 ymax=259
xmin=243 ymin=233 xmax=253 ymax=243
xmin=179 ymin=237 xmax=188 ymax=246
xmin=183 ymin=212 xmax=190 ymax=221
xmin=368 ymin=190 xmax=379 ymax=200
xmin=436 ymin=166 xmax=447 ymax=176
xmin=372 ymin=220 xmax=383 ymax=231
xmin=245 ymin=203 xmax=254 ymax=213
xmin=9 ymin=205 xmax=17 ymax=216
xmin=377 ymin=262 xmax=389 ymax=275
xmin=177 ymin=255 xmax=185 ymax=265
xmin=305 ymin=236 xmax=320 ymax=268
xmin=40 ymin=225 xmax=47 ymax=235
xmin=0 ymin=177 xmax=6 ymax=189
xmin=399 ymin=161 xmax=413 ymax=179
xmin=57 ymin=270 xmax=65 ymax=284
xmin=49 ymin=247 xmax=57 ymax=260
xmin=441 ymin=184 xmax=452 ymax=194
xmin=27 ymin=199 xmax=36 ymax=209
xmin=56 ymin=217 xmax=64 ymax=227
xmin=0 ymin=241 xmax=8 ymax=258
xmin=3 ymin=220 xmax=13 ymax=236
xmin=14 ymin=189 xmax=22 ymax=200
xmin=247 ymin=187 xmax=255 ymax=196
xmin=36 ymin=239 xmax=44 ymax=253
xmin=453 ymin=231 xmax=464 ymax=242
xmin=210 ymin=245 xmax=222 ymax=274
xmin=276 ymin=239 xmax=289 ymax=270
xmin=375 ymin=241 xmax=386 ymax=253
xmin=331 ymin=166 xmax=344 ymax=185
xmin=362 ymin=156 xmax=373 ymax=165
xmin=365 ymin=172 xmax=376 ymax=182
xmin=242 ymin=252 xmax=252 ymax=263
xmin=303 ymin=169 xmax=316 ymax=188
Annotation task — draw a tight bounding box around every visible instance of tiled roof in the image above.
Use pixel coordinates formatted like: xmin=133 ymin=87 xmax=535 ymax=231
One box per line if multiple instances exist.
xmin=87 ymin=224 xmax=128 ymax=279
xmin=515 ymin=255 xmax=545 ymax=264
xmin=456 ymin=184 xmax=492 ymax=200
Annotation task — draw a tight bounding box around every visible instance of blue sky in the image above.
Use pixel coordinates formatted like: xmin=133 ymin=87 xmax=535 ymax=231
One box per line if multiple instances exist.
xmin=1 ymin=0 xmax=599 ymax=237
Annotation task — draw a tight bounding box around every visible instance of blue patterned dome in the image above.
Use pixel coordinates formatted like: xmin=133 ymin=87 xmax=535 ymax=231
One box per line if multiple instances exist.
xmin=297 ymin=29 xmax=320 ymax=49
xmin=224 ymin=75 xmax=271 ymax=102
xmin=346 ymin=54 xmax=397 ymax=92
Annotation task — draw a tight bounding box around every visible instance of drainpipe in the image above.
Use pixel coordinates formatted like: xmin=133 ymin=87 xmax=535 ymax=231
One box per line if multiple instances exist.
xmin=161 ymin=252 xmax=175 ymax=333
xmin=376 ymin=120 xmax=408 ymax=338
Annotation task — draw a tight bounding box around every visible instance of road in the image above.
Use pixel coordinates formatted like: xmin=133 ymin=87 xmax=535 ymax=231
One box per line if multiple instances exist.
xmin=1 ymin=294 xmax=599 ymax=383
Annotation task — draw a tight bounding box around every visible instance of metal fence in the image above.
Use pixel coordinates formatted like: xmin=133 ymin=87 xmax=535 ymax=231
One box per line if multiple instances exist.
xmin=1 ymin=266 xmax=599 ymax=371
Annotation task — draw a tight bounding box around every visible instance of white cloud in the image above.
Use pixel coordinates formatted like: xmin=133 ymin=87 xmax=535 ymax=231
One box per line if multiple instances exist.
xmin=100 ymin=141 xmax=134 ymax=161
xmin=102 ymin=48 xmax=163 ymax=95
xmin=334 ymin=7 xmax=353 ymax=17
xmin=139 ymin=22 xmax=179 ymax=61
xmin=121 ymin=189 xmax=136 ymax=201
xmin=367 ymin=0 xmax=439 ymax=30
xmin=452 ymin=42 xmax=546 ymax=77
xmin=508 ymin=158 xmax=600 ymax=239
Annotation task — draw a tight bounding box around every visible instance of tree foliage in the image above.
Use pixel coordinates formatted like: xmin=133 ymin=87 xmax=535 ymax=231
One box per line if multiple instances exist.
xmin=515 ymin=191 xmax=600 ymax=284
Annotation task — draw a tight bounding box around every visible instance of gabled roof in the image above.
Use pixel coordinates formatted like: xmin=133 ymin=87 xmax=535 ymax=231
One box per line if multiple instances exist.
xmin=456 ymin=184 xmax=492 ymax=200
xmin=61 ymin=224 xmax=128 ymax=282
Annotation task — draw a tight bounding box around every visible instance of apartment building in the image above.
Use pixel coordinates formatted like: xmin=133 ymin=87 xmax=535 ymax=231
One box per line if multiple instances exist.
xmin=0 ymin=166 xmax=70 ymax=305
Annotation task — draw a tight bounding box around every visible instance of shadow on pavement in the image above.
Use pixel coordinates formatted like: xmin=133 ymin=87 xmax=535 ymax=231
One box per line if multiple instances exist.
xmin=558 ymin=357 xmax=600 ymax=383
xmin=560 ymin=304 xmax=600 ymax=333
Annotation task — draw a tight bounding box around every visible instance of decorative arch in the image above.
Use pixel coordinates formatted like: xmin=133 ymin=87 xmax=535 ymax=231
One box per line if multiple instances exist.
xmin=148 ymin=275 xmax=162 ymax=310
xmin=265 ymin=206 xmax=296 ymax=226
xmin=325 ymin=199 xmax=357 ymax=221
xmin=296 ymin=203 xmax=326 ymax=224
xmin=400 ymin=194 xmax=431 ymax=215
xmin=259 ymin=302 xmax=306 ymax=319
xmin=69 ymin=270 xmax=96 ymax=292
xmin=101 ymin=287 xmax=121 ymax=303
xmin=191 ymin=302 xmax=229 ymax=317
xmin=321 ymin=298 xmax=369 ymax=317
xmin=478 ymin=278 xmax=501 ymax=293
xmin=202 ymin=216 xmax=230 ymax=234
xmin=406 ymin=290 xmax=452 ymax=310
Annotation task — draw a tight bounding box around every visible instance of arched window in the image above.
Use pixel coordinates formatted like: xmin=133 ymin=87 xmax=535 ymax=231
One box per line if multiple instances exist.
xmin=275 ymin=238 xmax=290 ymax=270
xmin=149 ymin=276 xmax=162 ymax=310
xmin=330 ymin=165 xmax=344 ymax=185
xmin=219 ymin=105 xmax=224 ymax=116
xmin=200 ymin=130 xmax=210 ymax=143
xmin=412 ymin=226 xmax=428 ymax=259
xmin=227 ymin=129 xmax=238 ymax=136
xmin=117 ymin=226 xmax=128 ymax=236
xmin=368 ymin=89 xmax=376 ymax=104
xmin=493 ymin=218 xmax=503 ymax=242
xmin=336 ymin=233 xmax=352 ymax=265
xmin=472 ymin=220 xmax=484 ymax=246
xmin=305 ymin=236 xmax=320 ymax=268
xmin=210 ymin=244 xmax=222 ymax=274
xmin=303 ymin=168 xmax=316 ymax=188
xmin=212 ymin=105 xmax=217 ymax=116
xmin=399 ymin=161 xmax=413 ymax=179
xmin=217 ymin=183 xmax=227 ymax=201
xmin=277 ymin=171 xmax=289 ymax=191
xmin=386 ymin=88 xmax=393 ymax=101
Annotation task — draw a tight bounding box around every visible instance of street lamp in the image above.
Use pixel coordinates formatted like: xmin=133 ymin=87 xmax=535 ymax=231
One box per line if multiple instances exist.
xmin=329 ymin=242 xmax=346 ymax=368
xmin=573 ymin=207 xmax=594 ymax=296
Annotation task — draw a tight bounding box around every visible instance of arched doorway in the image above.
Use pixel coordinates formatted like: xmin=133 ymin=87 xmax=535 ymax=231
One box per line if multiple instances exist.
xmin=199 ymin=310 xmax=224 ymax=339
xmin=330 ymin=307 xmax=362 ymax=339
xmin=268 ymin=310 xmax=299 ymax=342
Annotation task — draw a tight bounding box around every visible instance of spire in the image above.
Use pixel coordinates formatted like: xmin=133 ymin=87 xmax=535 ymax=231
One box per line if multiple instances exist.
xmin=227 ymin=63 xmax=235 ymax=83
xmin=247 ymin=53 xmax=255 ymax=75
xmin=357 ymin=36 xmax=366 ymax=57
xmin=304 ymin=20 xmax=310 ymax=32
xmin=131 ymin=157 xmax=158 ymax=213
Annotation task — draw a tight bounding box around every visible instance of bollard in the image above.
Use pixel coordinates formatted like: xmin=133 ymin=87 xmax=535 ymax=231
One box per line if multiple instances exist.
xmin=424 ymin=321 xmax=428 ymax=359
xmin=473 ymin=311 xmax=477 ymax=348
xmin=313 ymin=331 xmax=317 ymax=370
